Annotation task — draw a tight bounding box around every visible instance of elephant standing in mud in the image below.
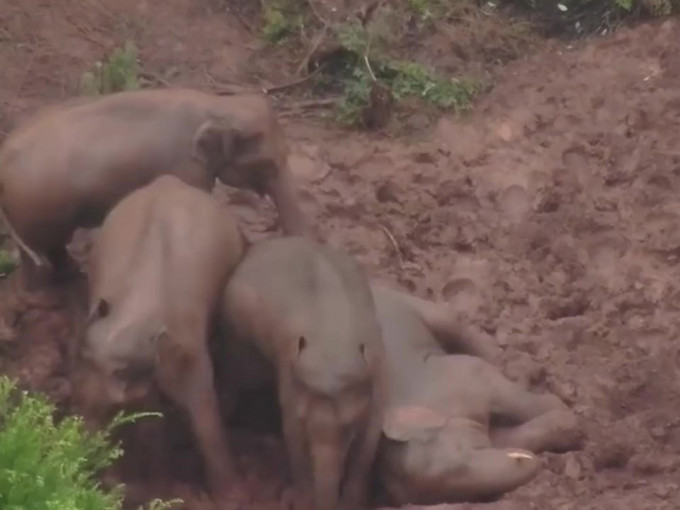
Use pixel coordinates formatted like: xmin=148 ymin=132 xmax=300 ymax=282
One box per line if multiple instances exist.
xmin=71 ymin=175 xmax=246 ymax=509
xmin=0 ymin=88 xmax=307 ymax=295
xmin=218 ymin=237 xmax=387 ymax=510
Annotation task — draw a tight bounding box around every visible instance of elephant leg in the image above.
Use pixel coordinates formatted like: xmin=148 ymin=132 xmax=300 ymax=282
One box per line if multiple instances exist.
xmin=279 ymin=376 xmax=314 ymax=510
xmin=486 ymin=366 xmax=583 ymax=453
xmin=490 ymin=408 xmax=583 ymax=454
xmin=158 ymin=343 xmax=239 ymax=508
xmin=46 ymin=245 xmax=82 ymax=283
xmin=371 ymin=283 xmax=501 ymax=362
xmin=340 ymin=380 xmax=385 ymax=510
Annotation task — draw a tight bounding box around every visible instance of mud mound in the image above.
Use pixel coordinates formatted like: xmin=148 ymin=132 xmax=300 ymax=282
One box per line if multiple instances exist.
xmin=2 ymin=0 xmax=680 ymax=507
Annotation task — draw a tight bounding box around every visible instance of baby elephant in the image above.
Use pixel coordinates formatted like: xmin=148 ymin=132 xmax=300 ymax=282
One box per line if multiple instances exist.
xmin=0 ymin=87 xmax=306 ymax=291
xmin=72 ymin=175 xmax=245 ymax=508
xmin=372 ymin=284 xmax=583 ymax=506
xmin=220 ymin=237 xmax=386 ymax=510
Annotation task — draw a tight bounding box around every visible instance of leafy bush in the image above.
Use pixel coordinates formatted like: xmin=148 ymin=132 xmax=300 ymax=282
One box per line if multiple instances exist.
xmin=0 ymin=376 xmax=179 ymax=510
xmin=260 ymin=0 xmax=306 ymax=44
xmin=329 ymin=21 xmax=482 ymax=127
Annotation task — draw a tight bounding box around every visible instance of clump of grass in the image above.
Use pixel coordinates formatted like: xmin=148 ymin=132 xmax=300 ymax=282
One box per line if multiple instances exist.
xmin=406 ymin=0 xmax=444 ymax=20
xmin=0 ymin=376 xmax=179 ymax=510
xmin=80 ymin=41 xmax=140 ymax=96
xmin=0 ymin=249 xmax=17 ymax=277
xmin=260 ymin=0 xmax=306 ymax=44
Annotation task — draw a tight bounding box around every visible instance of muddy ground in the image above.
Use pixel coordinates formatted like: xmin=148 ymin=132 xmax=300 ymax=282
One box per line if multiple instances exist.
xmin=1 ymin=1 xmax=680 ymax=509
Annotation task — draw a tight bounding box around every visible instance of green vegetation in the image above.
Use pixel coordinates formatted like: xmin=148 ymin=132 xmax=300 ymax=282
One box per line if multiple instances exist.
xmin=0 ymin=249 xmax=17 ymax=277
xmin=329 ymin=20 xmax=482 ymax=127
xmin=0 ymin=376 xmax=180 ymax=510
xmin=334 ymin=57 xmax=481 ymax=126
xmin=80 ymin=41 xmax=140 ymax=96
xmin=260 ymin=0 xmax=306 ymax=44
xmin=256 ymin=1 xmax=483 ymax=128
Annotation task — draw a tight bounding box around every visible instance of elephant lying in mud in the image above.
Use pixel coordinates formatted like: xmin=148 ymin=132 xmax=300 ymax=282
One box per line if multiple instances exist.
xmin=219 ymin=236 xmax=387 ymax=510
xmin=71 ymin=175 xmax=246 ymax=509
xmin=0 ymin=87 xmax=306 ymax=293
xmin=372 ymin=284 xmax=584 ymax=506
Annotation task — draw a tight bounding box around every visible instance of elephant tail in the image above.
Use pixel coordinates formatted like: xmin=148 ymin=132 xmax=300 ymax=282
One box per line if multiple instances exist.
xmin=0 ymin=198 xmax=45 ymax=268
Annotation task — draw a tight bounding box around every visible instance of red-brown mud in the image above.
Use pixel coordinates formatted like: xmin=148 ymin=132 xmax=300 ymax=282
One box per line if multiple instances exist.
xmin=1 ymin=1 xmax=680 ymax=508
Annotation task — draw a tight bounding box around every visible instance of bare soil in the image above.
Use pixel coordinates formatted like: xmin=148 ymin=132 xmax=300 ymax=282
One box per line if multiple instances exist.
xmin=2 ymin=1 xmax=680 ymax=509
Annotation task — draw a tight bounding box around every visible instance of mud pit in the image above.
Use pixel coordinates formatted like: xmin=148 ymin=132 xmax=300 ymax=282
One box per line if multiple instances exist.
xmin=2 ymin=1 xmax=680 ymax=509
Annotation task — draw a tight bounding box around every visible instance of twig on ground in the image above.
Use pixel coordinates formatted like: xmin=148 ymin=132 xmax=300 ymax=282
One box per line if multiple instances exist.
xmin=204 ymin=69 xmax=261 ymax=95
xmin=278 ymin=97 xmax=341 ymax=110
xmin=232 ymin=9 xmax=256 ymax=33
xmin=266 ymin=65 xmax=324 ymax=93
xmin=364 ymin=54 xmax=377 ymax=81
xmin=295 ymin=24 xmax=330 ymax=76
xmin=356 ymin=0 xmax=388 ymax=26
xmin=139 ymin=71 xmax=171 ymax=88
xmin=377 ymin=223 xmax=404 ymax=265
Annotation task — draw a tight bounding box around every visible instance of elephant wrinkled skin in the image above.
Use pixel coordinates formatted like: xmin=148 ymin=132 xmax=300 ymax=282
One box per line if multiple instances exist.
xmin=372 ymin=284 xmax=584 ymax=506
xmin=219 ymin=237 xmax=386 ymax=510
xmin=0 ymin=88 xmax=306 ymax=292
xmin=72 ymin=175 xmax=246 ymax=509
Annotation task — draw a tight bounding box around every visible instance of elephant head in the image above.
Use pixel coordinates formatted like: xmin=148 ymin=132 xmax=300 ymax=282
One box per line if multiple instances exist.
xmin=191 ymin=113 xmax=308 ymax=237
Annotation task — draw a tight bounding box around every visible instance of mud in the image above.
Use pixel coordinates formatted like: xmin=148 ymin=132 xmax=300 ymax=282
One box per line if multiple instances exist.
xmin=1 ymin=1 xmax=680 ymax=509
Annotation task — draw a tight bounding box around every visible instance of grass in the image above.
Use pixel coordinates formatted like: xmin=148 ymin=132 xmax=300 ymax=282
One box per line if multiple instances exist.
xmin=0 ymin=249 xmax=17 ymax=277
xmin=80 ymin=41 xmax=140 ymax=96
xmin=0 ymin=376 xmax=180 ymax=510
xmin=260 ymin=0 xmax=306 ymax=44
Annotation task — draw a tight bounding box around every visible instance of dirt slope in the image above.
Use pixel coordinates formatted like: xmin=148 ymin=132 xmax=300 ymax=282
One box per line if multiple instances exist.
xmin=1 ymin=1 xmax=680 ymax=509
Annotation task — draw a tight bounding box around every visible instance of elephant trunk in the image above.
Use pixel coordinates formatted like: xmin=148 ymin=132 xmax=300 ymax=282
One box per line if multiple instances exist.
xmin=309 ymin=427 xmax=347 ymax=510
xmin=268 ymin=163 xmax=308 ymax=237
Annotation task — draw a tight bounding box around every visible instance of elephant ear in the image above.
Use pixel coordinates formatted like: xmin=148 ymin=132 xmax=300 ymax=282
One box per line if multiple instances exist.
xmin=383 ymin=405 xmax=447 ymax=442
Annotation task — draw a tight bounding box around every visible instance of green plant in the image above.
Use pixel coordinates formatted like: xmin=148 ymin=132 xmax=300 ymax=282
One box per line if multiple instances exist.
xmin=407 ymin=0 xmax=438 ymax=19
xmin=329 ymin=19 xmax=481 ymax=127
xmin=333 ymin=54 xmax=481 ymax=126
xmin=80 ymin=41 xmax=140 ymax=96
xmin=335 ymin=67 xmax=374 ymax=125
xmin=0 ymin=249 xmax=17 ymax=276
xmin=261 ymin=1 xmax=305 ymax=44
xmin=0 ymin=376 xmax=177 ymax=510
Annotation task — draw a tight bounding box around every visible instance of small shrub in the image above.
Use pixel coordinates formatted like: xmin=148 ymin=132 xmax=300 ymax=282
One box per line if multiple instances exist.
xmin=330 ymin=50 xmax=481 ymax=126
xmin=260 ymin=0 xmax=305 ymax=44
xmin=80 ymin=41 xmax=140 ymax=96
xmin=0 ymin=376 xmax=178 ymax=510
xmin=0 ymin=249 xmax=17 ymax=277
xmin=326 ymin=18 xmax=482 ymax=127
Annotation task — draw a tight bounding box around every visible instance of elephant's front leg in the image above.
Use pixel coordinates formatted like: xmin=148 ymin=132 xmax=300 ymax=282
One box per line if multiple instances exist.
xmin=279 ymin=375 xmax=314 ymax=509
xmin=340 ymin=382 xmax=385 ymax=510
xmin=158 ymin=343 xmax=239 ymax=508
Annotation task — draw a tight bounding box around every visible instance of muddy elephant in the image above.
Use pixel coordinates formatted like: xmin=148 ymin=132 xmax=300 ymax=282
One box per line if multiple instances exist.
xmin=71 ymin=175 xmax=246 ymax=509
xmin=371 ymin=283 xmax=584 ymax=506
xmin=219 ymin=236 xmax=386 ymax=510
xmin=0 ymin=87 xmax=307 ymax=292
